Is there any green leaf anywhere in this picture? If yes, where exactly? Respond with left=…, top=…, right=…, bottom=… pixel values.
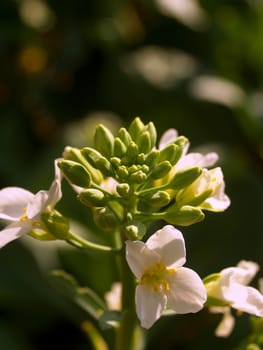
left=50, top=270, right=106, bottom=320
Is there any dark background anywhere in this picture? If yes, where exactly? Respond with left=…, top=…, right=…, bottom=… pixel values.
left=0, top=0, right=263, bottom=349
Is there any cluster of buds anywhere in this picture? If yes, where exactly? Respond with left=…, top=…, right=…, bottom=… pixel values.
left=58, top=117, right=230, bottom=239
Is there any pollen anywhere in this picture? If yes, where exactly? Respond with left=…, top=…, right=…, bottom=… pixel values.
left=140, top=262, right=176, bottom=292
left=20, top=208, right=28, bottom=222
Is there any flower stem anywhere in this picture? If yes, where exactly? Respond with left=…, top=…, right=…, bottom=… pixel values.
left=115, top=246, right=145, bottom=350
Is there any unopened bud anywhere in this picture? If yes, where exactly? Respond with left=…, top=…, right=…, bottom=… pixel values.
left=163, top=205, right=204, bottom=226
left=169, top=167, right=202, bottom=190
left=123, top=221, right=146, bottom=240
left=93, top=207, right=120, bottom=231
left=58, top=160, right=91, bottom=187
left=63, top=146, right=103, bottom=184
left=128, top=117, right=145, bottom=143
left=94, top=124, right=114, bottom=158
left=149, top=160, right=172, bottom=179
left=81, top=147, right=114, bottom=177
left=159, top=143, right=179, bottom=165
left=137, top=131, right=152, bottom=154
left=41, top=211, right=70, bottom=240
left=114, top=137, right=127, bottom=157
left=116, top=183, right=130, bottom=197
left=146, top=121, right=157, bottom=149
left=117, top=127, right=132, bottom=146
left=129, top=170, right=147, bottom=184
left=78, top=189, right=106, bottom=207
left=145, top=150, right=160, bottom=166
left=141, top=190, right=171, bottom=208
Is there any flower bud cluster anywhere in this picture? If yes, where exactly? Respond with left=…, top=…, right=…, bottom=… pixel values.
left=59, top=117, right=230, bottom=238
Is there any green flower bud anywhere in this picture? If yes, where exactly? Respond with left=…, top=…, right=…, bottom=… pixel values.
left=145, top=149, right=160, bottom=166
left=149, top=160, right=172, bottom=179
left=113, top=137, right=127, bottom=157
left=137, top=131, right=152, bottom=154
left=78, top=189, right=106, bottom=207
left=94, top=124, right=114, bottom=158
left=146, top=121, right=157, bottom=148
left=128, top=117, right=145, bottom=143
left=116, top=183, right=130, bottom=197
left=168, top=167, right=202, bottom=190
left=124, top=141, right=138, bottom=164
left=41, top=211, right=70, bottom=240
left=122, top=221, right=146, bottom=239
left=93, top=207, right=120, bottom=231
left=173, top=136, right=189, bottom=161
left=58, top=160, right=91, bottom=187
left=129, top=170, right=147, bottom=184
left=136, top=153, right=146, bottom=164
left=163, top=205, right=204, bottom=226
left=117, top=127, right=132, bottom=146
left=81, top=147, right=114, bottom=177
left=116, top=165, right=129, bottom=179
left=110, top=157, right=121, bottom=168
left=140, top=190, right=171, bottom=208
left=63, top=146, right=103, bottom=184
left=159, top=143, right=180, bottom=165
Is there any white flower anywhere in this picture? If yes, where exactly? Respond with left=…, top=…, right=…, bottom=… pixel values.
left=206, top=260, right=263, bottom=337
left=0, top=160, right=62, bottom=248
left=125, top=225, right=207, bottom=329
left=158, top=129, right=230, bottom=212
left=176, top=167, right=230, bottom=211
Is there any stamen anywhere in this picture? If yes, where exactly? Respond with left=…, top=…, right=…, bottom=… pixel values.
left=140, top=261, right=177, bottom=293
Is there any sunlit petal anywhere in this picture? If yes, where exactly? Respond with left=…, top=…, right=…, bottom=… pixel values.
left=158, top=128, right=178, bottom=149
left=167, top=267, right=207, bottom=313
left=0, top=222, right=31, bottom=248
left=146, top=225, right=186, bottom=268
left=136, top=285, right=167, bottom=329
left=0, top=187, right=34, bottom=221
left=125, top=241, right=160, bottom=279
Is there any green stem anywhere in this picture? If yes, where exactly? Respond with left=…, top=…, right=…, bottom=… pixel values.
left=66, top=231, right=119, bottom=252
left=115, top=246, right=144, bottom=350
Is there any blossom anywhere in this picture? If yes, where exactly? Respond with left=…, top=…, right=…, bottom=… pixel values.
left=125, top=225, right=207, bottom=329
left=206, top=260, right=263, bottom=337
left=0, top=160, right=62, bottom=248
left=176, top=167, right=230, bottom=211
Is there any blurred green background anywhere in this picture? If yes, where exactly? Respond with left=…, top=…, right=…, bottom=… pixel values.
left=0, top=0, right=263, bottom=349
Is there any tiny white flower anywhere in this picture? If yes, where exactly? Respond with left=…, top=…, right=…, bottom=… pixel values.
left=125, top=225, right=207, bottom=329
left=0, top=160, right=62, bottom=248
left=207, top=260, right=263, bottom=337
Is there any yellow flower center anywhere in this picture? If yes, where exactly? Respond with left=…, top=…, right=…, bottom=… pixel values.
left=140, top=262, right=176, bottom=292
left=19, top=208, right=28, bottom=222
left=19, top=208, right=42, bottom=227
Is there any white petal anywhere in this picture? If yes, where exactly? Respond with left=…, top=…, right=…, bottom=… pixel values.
left=125, top=241, right=160, bottom=279
left=236, top=260, right=259, bottom=285
left=176, top=152, right=218, bottom=170
left=0, top=187, right=34, bottom=221
left=146, top=225, right=186, bottom=268
left=45, top=159, right=63, bottom=208
left=232, top=286, right=263, bottom=316
left=27, top=190, right=49, bottom=219
left=214, top=308, right=235, bottom=337
left=166, top=267, right=207, bottom=313
left=158, top=129, right=178, bottom=149
left=135, top=285, right=167, bottom=329
left=0, top=222, right=30, bottom=248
